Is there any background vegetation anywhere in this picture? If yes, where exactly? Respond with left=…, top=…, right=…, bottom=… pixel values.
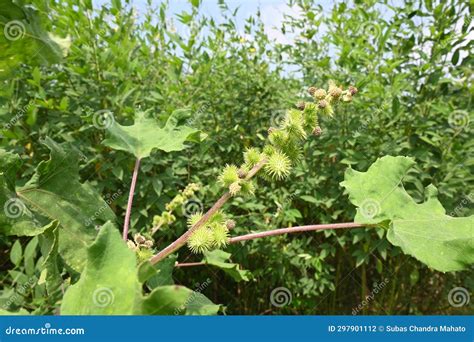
left=1, top=0, right=473, bottom=315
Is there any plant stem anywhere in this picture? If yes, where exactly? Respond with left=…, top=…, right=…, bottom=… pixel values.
left=149, top=159, right=267, bottom=264
left=228, top=222, right=366, bottom=243
left=174, top=222, right=369, bottom=267
left=175, top=261, right=205, bottom=268
left=123, top=158, right=141, bottom=241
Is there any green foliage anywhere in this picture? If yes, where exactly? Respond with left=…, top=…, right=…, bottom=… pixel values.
left=62, top=222, right=218, bottom=315
left=202, top=249, right=252, bottom=282
left=341, top=156, right=474, bottom=272
left=61, top=222, right=141, bottom=314
left=0, top=0, right=70, bottom=80
left=0, top=0, right=472, bottom=316
left=13, top=138, right=116, bottom=272
left=103, top=110, right=202, bottom=159
left=0, top=150, right=50, bottom=237
left=138, top=255, right=177, bottom=289
left=141, top=285, right=220, bottom=315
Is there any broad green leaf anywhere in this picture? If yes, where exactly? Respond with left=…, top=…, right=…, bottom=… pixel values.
left=202, top=249, right=252, bottom=281
left=0, top=1, right=70, bottom=80
left=140, top=285, right=220, bottom=315
left=341, top=156, right=474, bottom=272
left=16, top=138, right=116, bottom=272
left=102, top=111, right=201, bottom=159
left=0, top=150, right=49, bottom=237
left=138, top=254, right=177, bottom=289
left=61, top=222, right=141, bottom=315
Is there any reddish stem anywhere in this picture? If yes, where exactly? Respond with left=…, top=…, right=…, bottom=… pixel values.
left=123, top=158, right=141, bottom=241
left=149, top=159, right=267, bottom=264
left=229, top=222, right=366, bottom=243
left=174, top=222, right=370, bottom=267
left=175, top=261, right=205, bottom=268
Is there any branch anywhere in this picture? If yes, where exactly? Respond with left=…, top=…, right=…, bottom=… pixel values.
left=174, top=222, right=371, bottom=267
left=149, top=159, right=267, bottom=265
left=229, top=222, right=367, bottom=243
left=175, top=261, right=205, bottom=268
left=123, top=158, right=141, bottom=241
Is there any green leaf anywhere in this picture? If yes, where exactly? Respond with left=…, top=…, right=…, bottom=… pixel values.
left=16, top=138, right=116, bottom=272
left=0, top=150, right=50, bottom=237
left=38, top=221, right=62, bottom=296
left=0, top=1, right=70, bottom=80
left=300, top=195, right=318, bottom=204
left=60, top=222, right=216, bottom=315
left=23, top=236, right=38, bottom=275
left=202, top=249, right=252, bottom=281
left=61, top=222, right=141, bottom=315
left=0, top=308, right=30, bottom=315
left=141, top=285, right=220, bottom=315
left=10, top=239, right=22, bottom=266
left=341, top=156, right=474, bottom=272
left=102, top=111, right=201, bottom=159
left=138, top=255, right=177, bottom=289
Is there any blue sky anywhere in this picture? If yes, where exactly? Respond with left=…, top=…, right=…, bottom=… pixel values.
left=92, top=0, right=314, bottom=44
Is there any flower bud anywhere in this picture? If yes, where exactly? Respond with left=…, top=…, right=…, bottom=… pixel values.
left=318, top=100, right=328, bottom=109
left=225, top=219, right=236, bottom=230
left=342, top=94, right=353, bottom=102
left=314, top=88, right=327, bottom=100
left=312, top=126, right=322, bottom=136
left=329, top=86, right=342, bottom=99
left=127, top=240, right=137, bottom=250
left=308, top=87, right=317, bottom=96
left=348, top=86, right=358, bottom=95
left=296, top=101, right=306, bottom=110
left=134, top=233, right=146, bottom=244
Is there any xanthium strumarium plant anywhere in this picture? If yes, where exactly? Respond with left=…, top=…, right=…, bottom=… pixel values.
left=1, top=81, right=472, bottom=315
left=170, top=81, right=359, bottom=257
